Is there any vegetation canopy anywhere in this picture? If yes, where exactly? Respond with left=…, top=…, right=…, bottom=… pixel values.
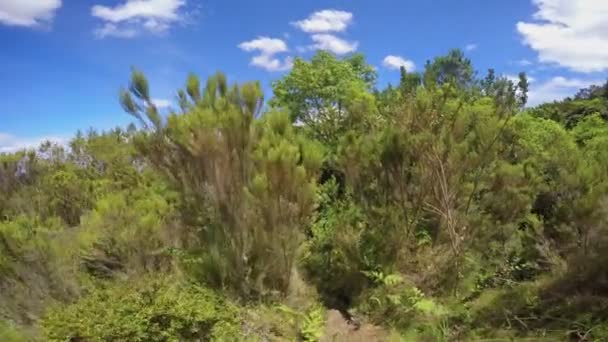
left=2, top=49, right=608, bottom=341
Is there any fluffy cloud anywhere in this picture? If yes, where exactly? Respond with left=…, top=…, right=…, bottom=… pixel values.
left=151, top=98, right=172, bottom=108
left=517, top=0, right=608, bottom=72
left=250, top=55, right=293, bottom=71
left=292, top=9, right=358, bottom=55
left=382, top=55, right=416, bottom=71
left=0, top=0, right=62, bottom=27
left=241, top=8, right=356, bottom=68
left=310, top=34, right=358, bottom=55
left=94, top=23, right=138, bottom=38
left=527, top=76, right=601, bottom=106
left=465, top=43, right=478, bottom=51
left=516, top=59, right=533, bottom=66
left=504, top=74, right=536, bottom=84
left=0, top=133, right=66, bottom=153
left=91, top=0, right=185, bottom=38
left=238, top=36, right=288, bottom=55
left=238, top=37, right=293, bottom=71
left=292, top=9, right=353, bottom=33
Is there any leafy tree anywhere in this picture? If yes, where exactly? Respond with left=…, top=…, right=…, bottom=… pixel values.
left=271, top=51, right=378, bottom=147
left=529, top=82, right=608, bottom=127
left=423, top=49, right=474, bottom=90
left=399, top=66, right=422, bottom=95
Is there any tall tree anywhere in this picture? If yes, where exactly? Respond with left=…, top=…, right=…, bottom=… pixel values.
left=423, top=49, right=474, bottom=90
left=271, top=51, right=378, bottom=147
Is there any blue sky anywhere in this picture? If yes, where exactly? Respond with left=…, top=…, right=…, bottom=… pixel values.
left=1, top=0, right=607, bottom=152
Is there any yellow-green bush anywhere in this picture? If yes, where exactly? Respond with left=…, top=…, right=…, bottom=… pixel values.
left=0, top=216, right=78, bottom=325
left=0, top=320, right=33, bottom=342
left=42, top=276, right=241, bottom=341
left=240, top=303, right=325, bottom=341
left=359, top=272, right=450, bottom=340
left=77, top=185, right=175, bottom=277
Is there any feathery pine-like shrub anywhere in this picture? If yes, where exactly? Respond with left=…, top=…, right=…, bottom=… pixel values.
left=121, top=71, right=324, bottom=297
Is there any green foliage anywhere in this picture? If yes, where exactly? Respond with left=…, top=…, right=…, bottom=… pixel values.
left=43, top=168, right=94, bottom=226
left=0, top=216, right=60, bottom=274
left=423, top=49, right=474, bottom=90
left=3, top=50, right=608, bottom=341
left=0, top=215, right=79, bottom=326
left=360, top=272, right=450, bottom=340
left=232, top=302, right=320, bottom=341
left=462, top=276, right=608, bottom=340
left=0, top=321, right=31, bottom=342
left=42, top=277, right=240, bottom=341
left=77, top=184, right=175, bottom=277
left=571, top=113, right=608, bottom=146
left=122, top=71, right=323, bottom=297
left=300, top=305, right=326, bottom=341
left=399, top=66, right=422, bottom=95
left=529, top=90, right=608, bottom=128
left=271, top=51, right=379, bottom=147
left=300, top=182, right=372, bottom=307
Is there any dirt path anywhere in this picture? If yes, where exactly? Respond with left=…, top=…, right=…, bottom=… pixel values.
left=321, top=310, right=388, bottom=342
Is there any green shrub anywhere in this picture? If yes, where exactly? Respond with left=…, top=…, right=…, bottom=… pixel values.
left=0, top=215, right=64, bottom=274
left=299, top=182, right=372, bottom=308
left=77, top=186, right=175, bottom=277
left=0, top=321, right=32, bottom=342
left=0, top=216, right=78, bottom=324
left=463, top=277, right=608, bottom=340
left=359, top=272, right=450, bottom=339
left=299, top=304, right=326, bottom=341
left=241, top=303, right=325, bottom=341
left=42, top=276, right=241, bottom=341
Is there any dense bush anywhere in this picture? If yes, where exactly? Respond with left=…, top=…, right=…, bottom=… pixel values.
left=77, top=185, right=176, bottom=278
left=0, top=216, right=79, bottom=325
left=300, top=181, right=373, bottom=308
left=121, top=73, right=324, bottom=297
left=42, top=277, right=241, bottom=341
left=0, top=320, right=32, bottom=342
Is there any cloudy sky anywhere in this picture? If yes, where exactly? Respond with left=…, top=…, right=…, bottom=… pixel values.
left=1, top=0, right=607, bottom=151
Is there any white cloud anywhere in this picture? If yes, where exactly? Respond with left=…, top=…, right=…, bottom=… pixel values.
left=465, top=43, right=478, bottom=51
left=527, top=76, right=601, bottom=106
left=142, top=18, right=170, bottom=32
left=94, top=23, right=138, bottom=38
left=238, top=36, right=288, bottom=55
left=91, top=0, right=185, bottom=38
left=238, top=36, right=293, bottom=71
left=382, top=55, right=416, bottom=71
left=517, top=59, right=533, bottom=66
left=504, top=74, right=536, bottom=84
left=310, top=34, right=358, bottom=55
left=151, top=98, right=171, bottom=108
left=0, top=0, right=62, bottom=27
left=292, top=9, right=357, bottom=56
left=92, top=0, right=183, bottom=22
left=292, top=9, right=353, bottom=33
left=517, top=0, right=608, bottom=72
left=250, top=55, right=293, bottom=71
left=0, top=133, right=66, bottom=153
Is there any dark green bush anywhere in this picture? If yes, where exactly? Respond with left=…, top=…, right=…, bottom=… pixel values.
left=299, top=182, right=371, bottom=309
